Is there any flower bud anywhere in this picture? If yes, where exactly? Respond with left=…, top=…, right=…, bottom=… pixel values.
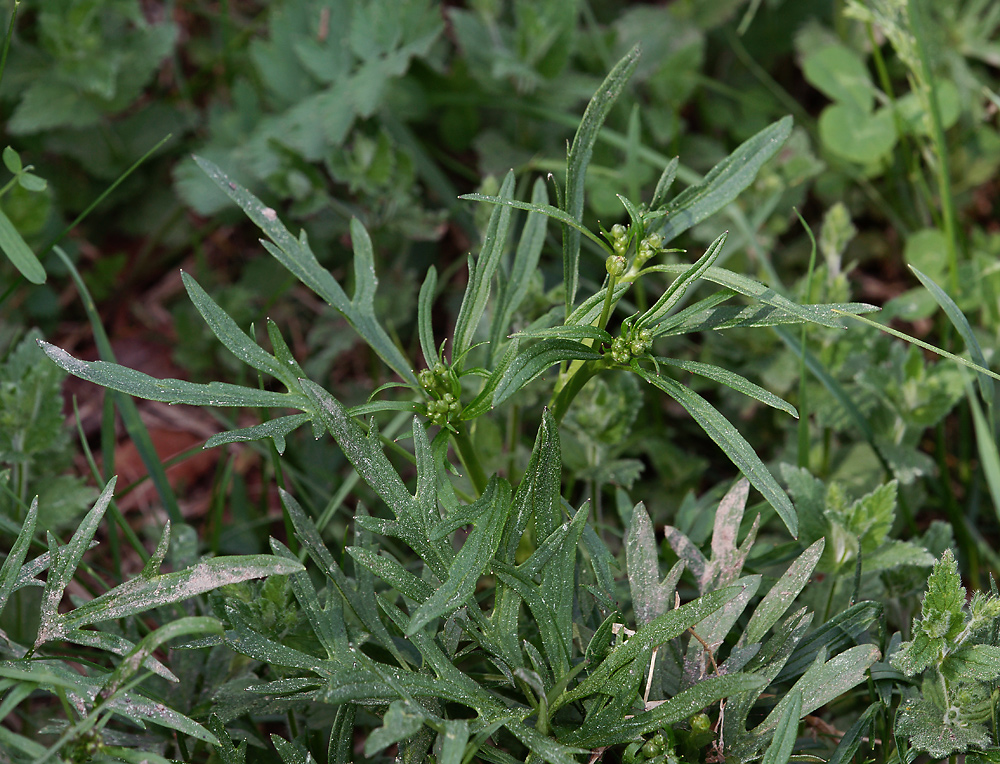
left=606, top=254, right=627, bottom=277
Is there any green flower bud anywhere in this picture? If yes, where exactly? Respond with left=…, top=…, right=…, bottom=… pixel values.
left=641, top=740, right=663, bottom=759
left=611, top=223, right=627, bottom=241
left=419, top=369, right=436, bottom=391
left=690, top=713, right=712, bottom=733
left=606, top=254, right=627, bottom=277
left=644, top=232, right=662, bottom=250
left=433, top=363, right=448, bottom=378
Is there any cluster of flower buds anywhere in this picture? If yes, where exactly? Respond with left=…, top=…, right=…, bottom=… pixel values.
left=609, top=325, right=653, bottom=365
left=604, top=223, right=665, bottom=278
left=426, top=393, right=461, bottom=426
left=419, top=362, right=461, bottom=426
left=635, top=231, right=662, bottom=270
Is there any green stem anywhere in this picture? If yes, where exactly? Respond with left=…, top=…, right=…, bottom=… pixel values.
left=0, top=1, right=19, bottom=93
left=909, top=0, right=961, bottom=290
left=550, top=361, right=601, bottom=424
left=453, top=423, right=489, bottom=496
left=597, top=274, right=618, bottom=332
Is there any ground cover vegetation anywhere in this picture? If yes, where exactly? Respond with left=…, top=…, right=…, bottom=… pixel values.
left=2, top=0, right=1000, bottom=762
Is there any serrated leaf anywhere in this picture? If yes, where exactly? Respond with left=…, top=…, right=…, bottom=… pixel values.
left=655, top=117, right=792, bottom=245
left=0, top=205, right=45, bottom=284
left=632, top=363, right=797, bottom=537
left=205, top=413, right=312, bottom=454
left=492, top=339, right=602, bottom=408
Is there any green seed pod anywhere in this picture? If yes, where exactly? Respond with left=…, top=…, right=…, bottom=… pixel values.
left=606, top=254, right=627, bottom=277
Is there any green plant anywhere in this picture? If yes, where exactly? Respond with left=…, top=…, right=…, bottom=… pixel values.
left=891, top=549, right=1000, bottom=759
left=30, top=46, right=902, bottom=761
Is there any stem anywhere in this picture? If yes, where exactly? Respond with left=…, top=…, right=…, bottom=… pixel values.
left=550, top=361, right=601, bottom=424
left=0, top=1, right=19, bottom=93
left=452, top=423, right=489, bottom=496
left=909, top=0, right=961, bottom=290
left=597, top=274, right=618, bottom=332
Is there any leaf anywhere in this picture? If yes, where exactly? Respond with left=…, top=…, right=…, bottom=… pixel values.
left=35, top=478, right=117, bottom=645
left=453, top=171, right=516, bottom=365
left=563, top=673, right=765, bottom=747
left=655, top=298, right=876, bottom=337
left=802, top=45, right=874, bottom=113
left=490, top=177, right=550, bottom=361
left=0, top=205, right=45, bottom=284
left=627, top=502, right=681, bottom=626
left=407, top=477, right=511, bottom=635
left=910, top=265, right=993, bottom=408
left=439, top=720, right=470, bottom=764
left=3, top=146, right=22, bottom=173
left=65, top=554, right=303, bottom=629
left=365, top=700, right=427, bottom=755
left=747, top=645, right=880, bottom=756
left=650, top=156, right=679, bottom=210
left=0, top=496, right=37, bottom=614
left=181, top=272, right=293, bottom=386
left=417, top=266, right=438, bottom=366
left=827, top=702, right=879, bottom=764
left=776, top=601, right=880, bottom=682
left=193, top=156, right=416, bottom=385
left=39, top=341, right=306, bottom=409
left=656, top=358, right=798, bottom=418
left=741, top=539, right=824, bottom=647
left=492, top=339, right=602, bottom=408
left=819, top=103, right=897, bottom=164
left=637, top=232, right=728, bottom=331
left=653, top=264, right=877, bottom=330
left=563, top=45, right=640, bottom=314
left=655, top=117, right=792, bottom=245
left=512, top=324, right=613, bottom=345
left=761, top=690, right=802, bottom=764
left=204, top=413, right=312, bottom=454
left=554, top=582, right=750, bottom=710
left=632, top=363, right=797, bottom=537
